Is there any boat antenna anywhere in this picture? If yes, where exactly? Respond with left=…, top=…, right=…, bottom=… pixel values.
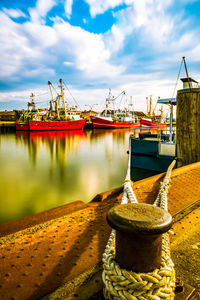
left=182, top=56, right=191, bottom=90
left=62, top=80, right=81, bottom=110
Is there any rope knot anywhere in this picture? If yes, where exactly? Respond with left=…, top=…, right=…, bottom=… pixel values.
left=102, top=158, right=176, bottom=299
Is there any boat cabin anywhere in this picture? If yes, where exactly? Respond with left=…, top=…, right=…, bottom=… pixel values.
left=180, top=77, right=199, bottom=89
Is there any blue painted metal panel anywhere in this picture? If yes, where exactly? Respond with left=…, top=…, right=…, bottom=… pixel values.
left=131, top=154, right=175, bottom=172
left=131, top=139, right=159, bottom=156
left=157, top=98, right=176, bottom=105
left=130, top=138, right=176, bottom=172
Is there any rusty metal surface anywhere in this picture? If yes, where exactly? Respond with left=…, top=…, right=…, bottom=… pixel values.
left=133, top=162, right=200, bottom=216
left=0, top=201, right=88, bottom=238
left=170, top=206, right=200, bottom=292
left=0, top=162, right=200, bottom=299
left=0, top=195, right=120, bottom=300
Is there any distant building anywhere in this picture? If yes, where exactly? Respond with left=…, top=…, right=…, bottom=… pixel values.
left=81, top=110, right=97, bottom=120
left=0, top=111, right=17, bottom=121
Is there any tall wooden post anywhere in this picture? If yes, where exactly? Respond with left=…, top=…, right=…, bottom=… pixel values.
left=176, top=87, right=200, bottom=167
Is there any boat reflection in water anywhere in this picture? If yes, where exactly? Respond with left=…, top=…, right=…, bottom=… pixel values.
left=0, top=128, right=136, bottom=223
left=16, top=130, right=86, bottom=173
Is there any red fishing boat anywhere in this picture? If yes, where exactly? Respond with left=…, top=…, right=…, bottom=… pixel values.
left=16, top=79, right=87, bottom=131
left=91, top=115, right=139, bottom=129
left=140, top=118, right=166, bottom=127
left=16, top=118, right=87, bottom=131
left=91, top=89, right=139, bottom=129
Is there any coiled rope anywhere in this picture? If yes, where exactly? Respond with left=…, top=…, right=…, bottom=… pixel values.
left=102, top=140, right=176, bottom=299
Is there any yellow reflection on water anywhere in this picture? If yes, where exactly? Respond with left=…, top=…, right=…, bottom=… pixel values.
left=0, top=129, right=132, bottom=223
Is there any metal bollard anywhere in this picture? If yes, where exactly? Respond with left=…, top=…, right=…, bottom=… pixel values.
left=107, top=203, right=172, bottom=272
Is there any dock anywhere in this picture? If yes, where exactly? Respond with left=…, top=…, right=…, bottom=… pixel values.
left=0, top=162, right=200, bottom=299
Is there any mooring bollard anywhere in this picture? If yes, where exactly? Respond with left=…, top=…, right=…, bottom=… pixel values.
left=107, top=203, right=172, bottom=272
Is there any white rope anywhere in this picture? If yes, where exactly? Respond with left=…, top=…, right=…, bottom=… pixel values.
left=102, top=138, right=176, bottom=299
left=123, top=139, right=138, bottom=205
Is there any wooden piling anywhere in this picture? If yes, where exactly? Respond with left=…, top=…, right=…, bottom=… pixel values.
left=176, top=87, right=200, bottom=167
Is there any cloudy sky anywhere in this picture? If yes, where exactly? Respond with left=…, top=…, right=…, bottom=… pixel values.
left=0, top=0, right=200, bottom=112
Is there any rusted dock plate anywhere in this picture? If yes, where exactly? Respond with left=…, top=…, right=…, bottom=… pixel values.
left=0, top=162, right=200, bottom=299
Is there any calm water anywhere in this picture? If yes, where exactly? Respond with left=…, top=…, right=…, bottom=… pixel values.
left=1, top=128, right=148, bottom=224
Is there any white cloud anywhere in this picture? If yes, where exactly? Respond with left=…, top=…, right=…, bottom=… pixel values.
left=85, top=0, right=133, bottom=17
left=36, top=0, right=56, bottom=17
left=3, top=8, right=26, bottom=18
left=122, top=0, right=175, bottom=49
left=0, top=8, right=125, bottom=82
left=64, top=61, right=74, bottom=66
left=0, top=13, right=28, bottom=77
left=104, top=24, right=125, bottom=53
left=24, top=22, right=58, bottom=47
left=53, top=20, right=125, bottom=77
left=29, top=0, right=56, bottom=23
left=0, top=12, right=59, bottom=84
left=64, top=0, right=73, bottom=18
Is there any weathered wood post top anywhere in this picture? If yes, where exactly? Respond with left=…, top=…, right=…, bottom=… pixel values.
left=176, top=77, right=200, bottom=167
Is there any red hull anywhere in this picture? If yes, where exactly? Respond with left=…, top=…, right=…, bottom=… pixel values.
left=16, top=119, right=87, bottom=131
left=90, top=116, right=139, bottom=129
left=140, top=118, right=166, bottom=128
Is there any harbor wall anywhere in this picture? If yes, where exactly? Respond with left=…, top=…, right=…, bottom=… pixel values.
left=176, top=87, right=200, bottom=167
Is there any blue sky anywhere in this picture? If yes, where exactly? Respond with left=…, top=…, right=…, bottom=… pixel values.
left=0, top=0, right=200, bottom=112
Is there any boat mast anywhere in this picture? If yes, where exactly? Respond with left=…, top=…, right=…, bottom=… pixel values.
left=28, top=93, right=36, bottom=111
left=48, top=80, right=60, bottom=119
left=149, top=95, right=152, bottom=116
left=48, top=81, right=54, bottom=116
left=129, top=96, right=134, bottom=117
left=59, top=79, right=67, bottom=118
left=105, top=88, right=111, bottom=117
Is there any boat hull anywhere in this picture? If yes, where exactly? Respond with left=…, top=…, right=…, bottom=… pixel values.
left=16, top=119, right=87, bottom=131
left=91, top=116, right=139, bottom=129
left=130, top=138, right=175, bottom=172
left=16, top=120, right=29, bottom=131
left=140, top=118, right=166, bottom=127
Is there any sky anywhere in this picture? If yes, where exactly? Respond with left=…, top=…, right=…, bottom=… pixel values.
left=0, top=0, right=200, bottom=113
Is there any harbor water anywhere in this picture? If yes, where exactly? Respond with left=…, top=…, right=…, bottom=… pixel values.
left=0, top=128, right=157, bottom=224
